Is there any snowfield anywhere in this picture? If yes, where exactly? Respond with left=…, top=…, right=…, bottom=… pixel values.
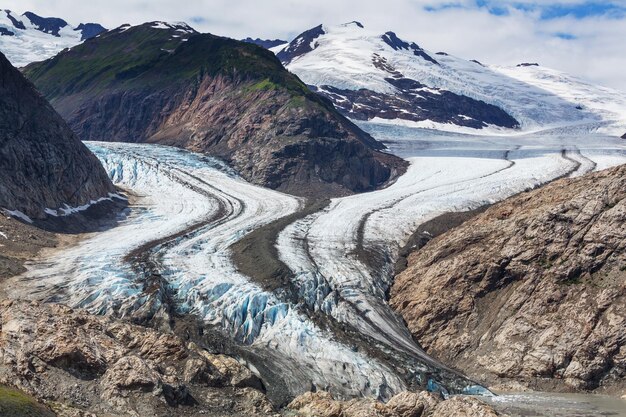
left=277, top=22, right=626, bottom=135
left=0, top=10, right=93, bottom=67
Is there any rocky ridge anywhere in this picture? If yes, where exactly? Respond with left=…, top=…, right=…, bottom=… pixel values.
left=390, top=164, right=626, bottom=393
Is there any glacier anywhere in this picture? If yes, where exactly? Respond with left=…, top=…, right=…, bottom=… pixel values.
left=9, top=142, right=411, bottom=401
left=11, top=123, right=625, bottom=402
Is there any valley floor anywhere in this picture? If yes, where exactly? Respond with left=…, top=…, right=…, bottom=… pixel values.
left=4, top=121, right=626, bottom=414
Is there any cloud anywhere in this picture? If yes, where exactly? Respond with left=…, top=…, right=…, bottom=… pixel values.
left=2, top=0, right=625, bottom=91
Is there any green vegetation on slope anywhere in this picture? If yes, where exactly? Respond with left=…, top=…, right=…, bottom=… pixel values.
left=23, top=23, right=331, bottom=111
left=0, top=385, right=55, bottom=417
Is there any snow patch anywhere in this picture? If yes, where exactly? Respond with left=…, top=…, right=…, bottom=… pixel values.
left=43, top=193, right=127, bottom=217
left=4, top=210, right=33, bottom=223
left=151, top=22, right=170, bottom=29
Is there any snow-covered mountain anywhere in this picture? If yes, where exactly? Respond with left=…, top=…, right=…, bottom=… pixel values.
left=274, top=22, right=626, bottom=136
left=0, top=9, right=106, bottom=67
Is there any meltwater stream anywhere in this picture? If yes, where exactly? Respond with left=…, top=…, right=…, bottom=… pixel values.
left=10, top=125, right=626, bottom=408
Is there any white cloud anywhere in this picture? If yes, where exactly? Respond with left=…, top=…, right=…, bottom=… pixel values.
left=3, top=0, right=625, bottom=91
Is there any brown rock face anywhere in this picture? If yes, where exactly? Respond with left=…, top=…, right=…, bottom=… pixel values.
left=62, top=73, right=401, bottom=197
left=390, top=165, right=626, bottom=392
left=286, top=390, right=506, bottom=417
left=0, top=300, right=273, bottom=416
left=0, top=52, right=114, bottom=220
left=430, top=397, right=502, bottom=417
left=24, top=24, right=406, bottom=198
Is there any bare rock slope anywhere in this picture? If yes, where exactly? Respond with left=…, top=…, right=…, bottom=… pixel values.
left=391, top=164, right=626, bottom=393
left=0, top=51, right=114, bottom=220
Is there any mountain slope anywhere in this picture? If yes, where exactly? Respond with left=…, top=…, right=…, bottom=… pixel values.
left=0, top=51, right=114, bottom=220
left=390, top=164, right=626, bottom=393
left=275, top=22, right=626, bottom=134
left=24, top=22, right=404, bottom=198
left=0, top=10, right=105, bottom=67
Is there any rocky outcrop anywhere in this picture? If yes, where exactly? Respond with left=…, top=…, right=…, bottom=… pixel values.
left=313, top=53, right=519, bottom=130
left=241, top=37, right=287, bottom=49
left=380, top=31, right=439, bottom=65
left=0, top=51, right=114, bottom=220
left=313, top=80, right=519, bottom=129
left=74, top=23, right=106, bottom=40
left=390, top=165, right=626, bottom=393
left=22, top=12, right=68, bottom=36
left=286, top=390, right=507, bottom=417
left=621, top=132, right=626, bottom=139
left=276, top=24, right=325, bottom=65
left=24, top=23, right=405, bottom=198
left=0, top=299, right=274, bottom=416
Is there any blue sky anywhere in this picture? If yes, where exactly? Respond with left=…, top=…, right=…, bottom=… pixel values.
left=425, top=1, right=626, bottom=19
left=3, top=0, right=626, bottom=90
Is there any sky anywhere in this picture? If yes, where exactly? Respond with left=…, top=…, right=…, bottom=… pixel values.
left=3, top=0, right=626, bottom=91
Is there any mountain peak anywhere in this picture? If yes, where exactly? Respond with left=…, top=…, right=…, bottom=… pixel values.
left=148, top=21, right=195, bottom=32
left=341, top=20, right=364, bottom=28
left=23, top=11, right=68, bottom=37
left=0, top=9, right=107, bottom=67
left=381, top=31, right=439, bottom=65
left=276, top=23, right=325, bottom=65
left=4, top=10, right=25, bottom=30
left=75, top=23, right=106, bottom=40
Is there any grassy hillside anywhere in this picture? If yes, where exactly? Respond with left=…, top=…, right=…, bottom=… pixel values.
left=24, top=22, right=330, bottom=111
left=0, top=385, right=55, bottom=417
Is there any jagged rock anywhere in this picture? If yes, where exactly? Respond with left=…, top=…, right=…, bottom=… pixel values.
left=196, top=351, right=264, bottom=390
left=621, top=132, right=626, bottom=139
left=341, top=398, right=395, bottom=417
left=183, top=357, right=221, bottom=387
left=287, top=390, right=497, bottom=417
left=100, top=356, right=163, bottom=407
left=0, top=51, right=114, bottom=219
left=431, top=397, right=502, bottom=417
left=391, top=164, right=626, bottom=393
left=287, top=391, right=344, bottom=417
left=0, top=300, right=274, bottom=416
left=386, top=391, right=439, bottom=417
